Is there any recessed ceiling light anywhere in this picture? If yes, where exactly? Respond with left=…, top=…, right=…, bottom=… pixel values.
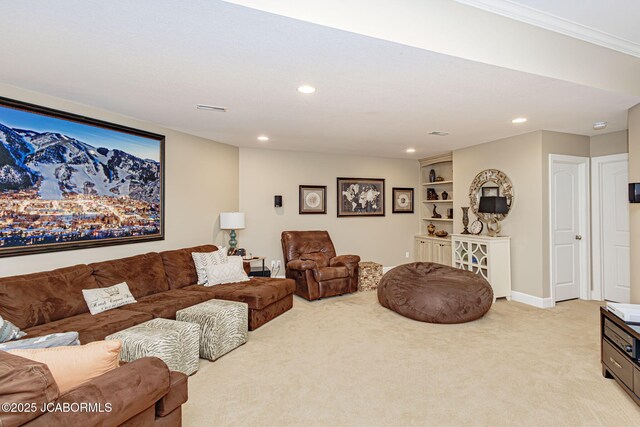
left=593, top=121, right=608, bottom=130
left=406, top=148, right=416, bottom=153
left=428, top=131, right=449, bottom=136
left=257, top=135, right=269, bottom=142
left=512, top=117, right=527, bottom=124
left=297, top=85, right=316, bottom=94
left=196, top=104, right=227, bottom=112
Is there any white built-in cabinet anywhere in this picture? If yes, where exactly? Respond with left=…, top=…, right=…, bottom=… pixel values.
left=415, top=236, right=452, bottom=266
left=451, top=234, right=511, bottom=301
left=415, top=153, right=454, bottom=265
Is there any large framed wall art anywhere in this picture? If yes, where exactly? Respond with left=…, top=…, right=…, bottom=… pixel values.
left=337, top=177, right=385, bottom=217
left=0, top=97, right=165, bottom=257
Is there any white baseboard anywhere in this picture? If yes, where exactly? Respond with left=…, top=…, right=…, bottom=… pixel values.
left=510, top=291, right=554, bottom=308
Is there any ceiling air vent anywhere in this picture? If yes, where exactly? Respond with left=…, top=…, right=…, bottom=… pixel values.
left=428, top=131, right=449, bottom=136
left=196, top=104, right=227, bottom=112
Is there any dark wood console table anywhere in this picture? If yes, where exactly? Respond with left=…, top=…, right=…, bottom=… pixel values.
left=600, top=307, right=640, bottom=406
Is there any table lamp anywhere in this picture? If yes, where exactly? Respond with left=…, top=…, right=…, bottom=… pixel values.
left=478, top=196, right=509, bottom=237
left=220, top=212, right=245, bottom=251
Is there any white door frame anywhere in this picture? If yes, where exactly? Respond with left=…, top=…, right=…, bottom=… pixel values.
left=548, top=154, right=591, bottom=305
left=591, top=153, right=629, bottom=302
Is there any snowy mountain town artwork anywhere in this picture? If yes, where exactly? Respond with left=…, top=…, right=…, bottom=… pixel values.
left=0, top=98, right=164, bottom=256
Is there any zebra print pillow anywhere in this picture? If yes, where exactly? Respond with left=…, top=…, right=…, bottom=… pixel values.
left=192, top=248, right=227, bottom=284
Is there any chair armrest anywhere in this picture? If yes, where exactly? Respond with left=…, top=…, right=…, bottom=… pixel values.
left=287, top=259, right=317, bottom=271
left=330, top=255, right=361, bottom=268
left=26, top=357, right=170, bottom=427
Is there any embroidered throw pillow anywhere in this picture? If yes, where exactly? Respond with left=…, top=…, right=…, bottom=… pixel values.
left=82, top=282, right=137, bottom=315
left=0, top=315, right=26, bottom=343
left=192, top=247, right=227, bottom=284
left=0, top=332, right=80, bottom=351
left=204, top=256, right=250, bottom=286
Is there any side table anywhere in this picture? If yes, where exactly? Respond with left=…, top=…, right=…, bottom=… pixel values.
left=245, top=256, right=271, bottom=277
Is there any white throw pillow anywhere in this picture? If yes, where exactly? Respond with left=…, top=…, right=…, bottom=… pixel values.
left=192, top=247, right=227, bottom=284
left=204, top=256, right=250, bottom=286
left=82, top=282, right=137, bottom=315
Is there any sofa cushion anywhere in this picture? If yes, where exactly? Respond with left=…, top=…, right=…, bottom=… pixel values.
left=0, top=265, right=98, bottom=330
left=22, top=309, right=153, bottom=344
left=9, top=340, right=122, bottom=394
left=160, top=245, right=218, bottom=289
left=90, top=253, right=169, bottom=299
left=0, top=331, right=79, bottom=351
left=0, top=350, right=59, bottom=426
left=82, top=282, right=137, bottom=315
left=184, top=277, right=295, bottom=310
left=119, top=289, right=213, bottom=319
left=0, top=315, right=26, bottom=342
left=313, top=266, right=349, bottom=282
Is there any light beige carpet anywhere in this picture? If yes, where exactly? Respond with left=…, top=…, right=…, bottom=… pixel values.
left=184, top=292, right=640, bottom=426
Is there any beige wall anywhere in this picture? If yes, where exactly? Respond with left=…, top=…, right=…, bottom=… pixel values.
left=540, top=131, right=590, bottom=298
left=630, top=104, right=640, bottom=303
left=590, top=130, right=628, bottom=157
left=453, top=131, right=544, bottom=298
left=238, top=148, right=419, bottom=270
left=0, top=84, right=238, bottom=277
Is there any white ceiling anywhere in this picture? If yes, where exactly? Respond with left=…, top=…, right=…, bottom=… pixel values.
left=0, top=0, right=638, bottom=159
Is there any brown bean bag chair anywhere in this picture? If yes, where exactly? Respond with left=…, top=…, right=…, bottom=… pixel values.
left=377, top=262, right=493, bottom=324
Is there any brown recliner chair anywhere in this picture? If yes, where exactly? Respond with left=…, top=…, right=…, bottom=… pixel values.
left=281, top=230, right=360, bottom=301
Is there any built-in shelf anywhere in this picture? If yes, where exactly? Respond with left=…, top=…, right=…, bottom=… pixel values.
left=422, top=180, right=453, bottom=186
left=419, top=153, right=453, bottom=249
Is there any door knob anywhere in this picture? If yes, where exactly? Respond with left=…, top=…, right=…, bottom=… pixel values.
left=575, top=235, right=582, bottom=240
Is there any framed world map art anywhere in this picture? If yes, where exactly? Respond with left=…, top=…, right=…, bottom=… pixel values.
left=0, top=97, right=165, bottom=257
left=337, top=177, right=385, bottom=217
left=299, top=185, right=326, bottom=214
left=392, top=187, right=414, bottom=213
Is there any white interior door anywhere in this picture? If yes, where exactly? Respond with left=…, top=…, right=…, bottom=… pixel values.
left=592, top=154, right=630, bottom=303
left=550, top=155, right=589, bottom=302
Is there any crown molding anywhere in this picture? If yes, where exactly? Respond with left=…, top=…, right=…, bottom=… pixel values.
left=455, top=0, right=640, bottom=58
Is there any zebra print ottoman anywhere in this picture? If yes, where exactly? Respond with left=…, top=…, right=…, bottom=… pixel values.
left=176, top=299, right=248, bottom=361
left=106, top=318, right=200, bottom=375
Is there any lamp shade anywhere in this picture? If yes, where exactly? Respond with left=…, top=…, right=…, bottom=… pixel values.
left=220, top=212, right=245, bottom=229
left=478, top=196, right=509, bottom=214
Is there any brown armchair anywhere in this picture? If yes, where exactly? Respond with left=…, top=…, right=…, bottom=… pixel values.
left=281, top=230, right=360, bottom=301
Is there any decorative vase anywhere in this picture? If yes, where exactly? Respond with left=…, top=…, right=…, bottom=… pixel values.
left=427, top=222, right=436, bottom=235
left=429, top=169, right=436, bottom=183
left=461, top=207, right=470, bottom=234
left=441, top=190, right=448, bottom=200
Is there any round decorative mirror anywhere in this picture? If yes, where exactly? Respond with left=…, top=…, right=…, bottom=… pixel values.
left=468, top=169, right=514, bottom=235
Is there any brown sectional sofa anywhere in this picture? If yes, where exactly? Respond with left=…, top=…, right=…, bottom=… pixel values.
left=0, top=244, right=295, bottom=343
left=0, top=244, right=295, bottom=426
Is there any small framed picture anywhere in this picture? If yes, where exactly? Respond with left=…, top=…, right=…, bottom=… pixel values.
left=392, top=188, right=414, bottom=213
left=481, top=186, right=499, bottom=197
left=299, top=185, right=327, bottom=214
